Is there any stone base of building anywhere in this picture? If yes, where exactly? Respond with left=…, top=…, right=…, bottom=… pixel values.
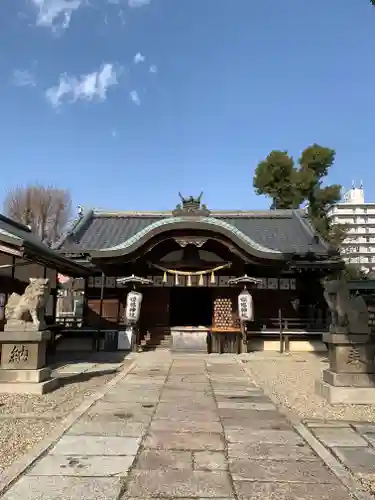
left=171, top=327, right=208, bottom=352
left=316, top=378, right=375, bottom=404
left=0, top=329, right=57, bottom=394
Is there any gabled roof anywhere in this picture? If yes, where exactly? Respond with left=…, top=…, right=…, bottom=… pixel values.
left=56, top=207, right=338, bottom=261
left=0, top=214, right=91, bottom=277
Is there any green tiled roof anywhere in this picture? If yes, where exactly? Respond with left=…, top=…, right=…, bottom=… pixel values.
left=57, top=208, right=336, bottom=260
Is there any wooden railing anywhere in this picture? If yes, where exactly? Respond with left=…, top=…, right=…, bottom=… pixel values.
left=249, top=310, right=329, bottom=353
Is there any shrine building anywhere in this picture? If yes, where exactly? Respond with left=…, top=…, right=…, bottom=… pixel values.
left=55, top=194, right=343, bottom=353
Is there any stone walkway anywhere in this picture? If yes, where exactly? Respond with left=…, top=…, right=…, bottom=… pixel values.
left=0, top=353, right=359, bottom=499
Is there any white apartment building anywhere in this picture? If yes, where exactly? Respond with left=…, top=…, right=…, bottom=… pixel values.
left=328, top=184, right=375, bottom=271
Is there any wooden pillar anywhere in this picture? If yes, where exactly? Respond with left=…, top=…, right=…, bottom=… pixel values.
left=83, top=277, right=88, bottom=326
left=11, top=256, right=15, bottom=280
left=51, top=270, right=58, bottom=321
left=96, top=271, right=105, bottom=352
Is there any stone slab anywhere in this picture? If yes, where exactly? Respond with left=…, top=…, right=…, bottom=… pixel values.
left=221, top=418, right=291, bottom=431
left=0, top=330, right=51, bottom=341
left=156, top=400, right=216, bottom=411
left=160, top=392, right=213, bottom=403
left=150, top=419, right=223, bottom=433
left=221, top=409, right=287, bottom=421
left=153, top=409, right=220, bottom=422
left=233, top=480, right=353, bottom=500
left=163, top=382, right=210, bottom=391
left=27, top=454, right=135, bottom=476
left=50, top=435, right=141, bottom=455
left=311, top=427, right=368, bottom=447
left=332, top=446, right=375, bottom=474
left=67, top=419, right=146, bottom=438
left=225, top=429, right=304, bottom=445
left=218, top=408, right=281, bottom=420
left=316, top=380, right=375, bottom=404
left=213, top=389, right=264, bottom=397
left=0, top=377, right=58, bottom=395
left=171, top=330, right=208, bottom=352
left=217, top=401, right=276, bottom=410
left=125, top=469, right=233, bottom=497
left=87, top=402, right=155, bottom=421
left=55, top=363, right=96, bottom=374
left=305, top=420, right=351, bottom=428
left=229, top=458, right=338, bottom=483
left=323, top=369, right=375, bottom=388
left=0, top=476, right=122, bottom=500
left=353, top=423, right=375, bottom=434
left=144, top=431, right=225, bottom=451
left=323, top=333, right=371, bottom=344
left=193, top=451, right=228, bottom=470
left=135, top=449, right=193, bottom=470
left=0, top=367, right=51, bottom=383
left=103, top=391, right=160, bottom=404
left=227, top=442, right=318, bottom=461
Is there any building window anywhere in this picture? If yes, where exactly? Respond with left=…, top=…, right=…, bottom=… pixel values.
left=364, top=207, right=368, bottom=213
left=366, top=236, right=370, bottom=243
left=368, top=256, right=372, bottom=263
left=352, top=207, right=356, bottom=213
left=368, top=247, right=372, bottom=252
left=364, top=216, right=368, bottom=223
left=366, top=227, right=370, bottom=233
left=356, top=246, right=360, bottom=252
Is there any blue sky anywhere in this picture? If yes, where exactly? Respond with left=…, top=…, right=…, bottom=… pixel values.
left=1, top=0, right=375, bottom=213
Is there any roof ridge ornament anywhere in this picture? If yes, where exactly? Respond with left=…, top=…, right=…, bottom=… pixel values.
left=173, top=192, right=210, bottom=217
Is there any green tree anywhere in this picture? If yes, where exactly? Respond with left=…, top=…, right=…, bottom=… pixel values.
left=253, top=151, right=302, bottom=209
left=253, top=143, right=341, bottom=243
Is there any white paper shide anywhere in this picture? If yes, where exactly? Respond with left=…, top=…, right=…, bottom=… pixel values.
left=238, top=289, right=254, bottom=322
left=125, top=291, right=143, bottom=323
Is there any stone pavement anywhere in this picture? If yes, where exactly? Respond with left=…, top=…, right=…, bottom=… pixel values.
left=305, top=419, right=375, bottom=494
left=0, top=352, right=361, bottom=499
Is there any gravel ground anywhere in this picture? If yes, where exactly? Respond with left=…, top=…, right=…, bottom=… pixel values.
left=0, top=369, right=119, bottom=472
left=241, top=351, right=375, bottom=422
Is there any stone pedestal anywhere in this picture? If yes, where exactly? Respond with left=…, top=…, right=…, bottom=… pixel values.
left=0, top=330, right=58, bottom=394
left=316, top=332, right=375, bottom=404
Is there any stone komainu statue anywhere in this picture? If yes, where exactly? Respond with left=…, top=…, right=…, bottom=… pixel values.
left=322, top=278, right=370, bottom=335
left=5, top=278, right=50, bottom=331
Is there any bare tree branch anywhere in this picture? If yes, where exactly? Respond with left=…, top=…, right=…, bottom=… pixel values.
left=3, top=184, right=72, bottom=246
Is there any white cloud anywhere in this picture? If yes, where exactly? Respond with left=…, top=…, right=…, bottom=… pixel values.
left=31, top=0, right=82, bottom=31
left=128, top=0, right=151, bottom=7
left=130, top=90, right=140, bottom=105
left=134, top=52, right=145, bottom=64
left=149, top=64, right=157, bottom=73
left=12, top=69, right=37, bottom=87
left=46, top=63, right=119, bottom=108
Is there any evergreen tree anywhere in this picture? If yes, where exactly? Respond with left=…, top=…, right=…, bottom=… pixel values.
left=253, top=144, right=343, bottom=244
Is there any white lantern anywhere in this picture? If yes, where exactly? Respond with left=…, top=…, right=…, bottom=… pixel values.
left=238, top=289, right=254, bottom=322
left=125, top=291, right=143, bottom=323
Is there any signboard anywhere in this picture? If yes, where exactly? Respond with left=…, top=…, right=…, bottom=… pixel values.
left=125, top=291, right=143, bottom=323
left=238, top=289, right=254, bottom=322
